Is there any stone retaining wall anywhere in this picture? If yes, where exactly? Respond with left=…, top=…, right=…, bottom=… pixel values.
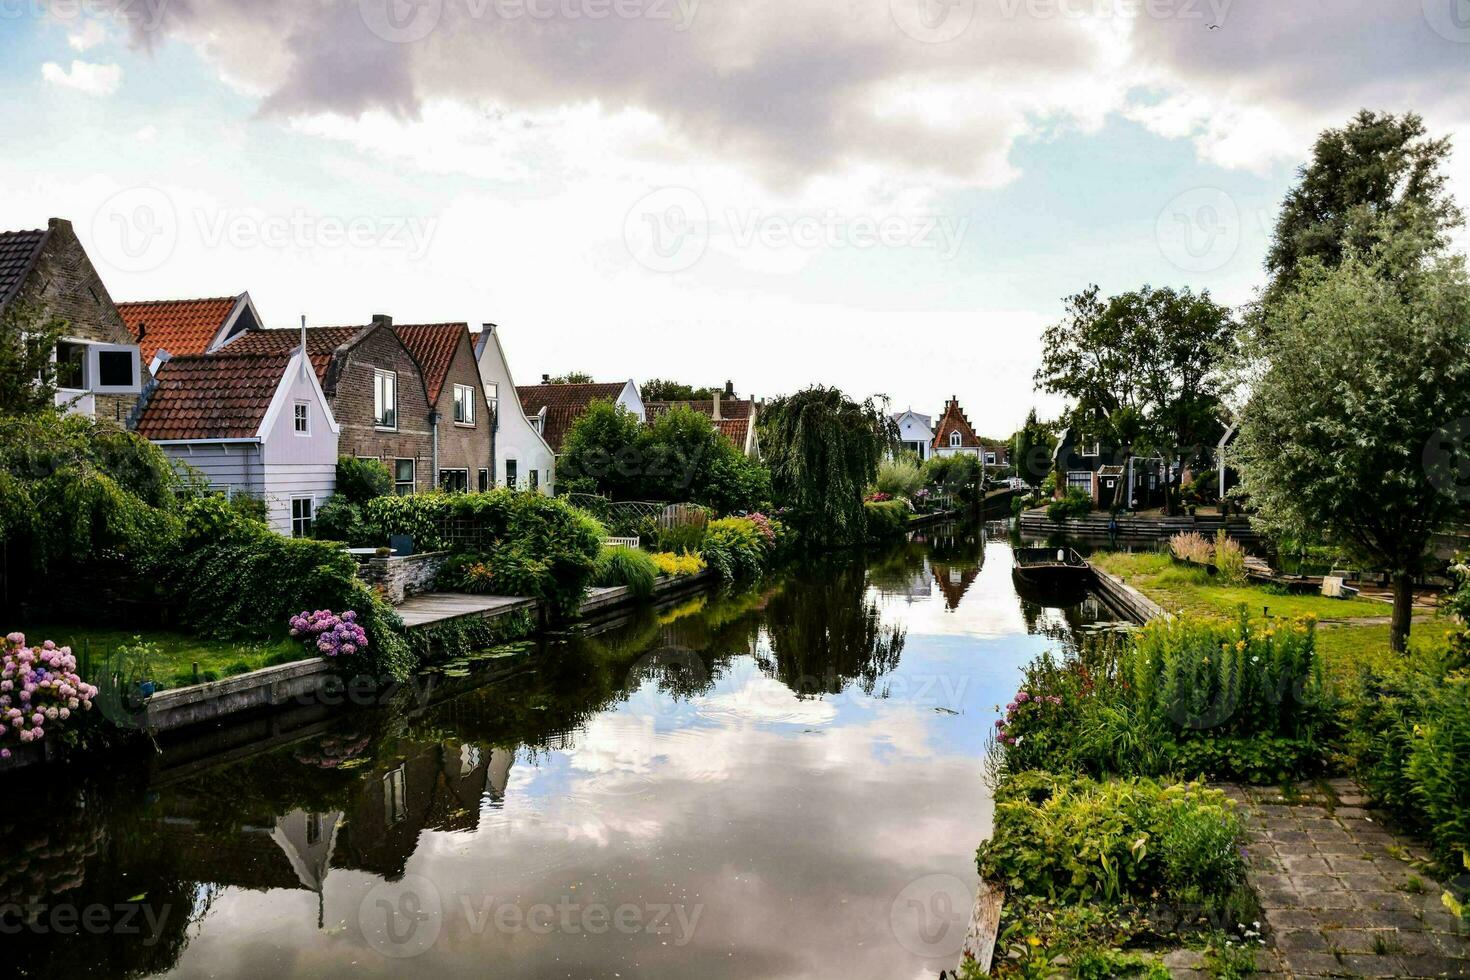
left=357, top=551, right=450, bottom=604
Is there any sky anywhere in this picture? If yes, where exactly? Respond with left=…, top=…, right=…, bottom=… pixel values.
left=3, top=0, right=1469, bottom=435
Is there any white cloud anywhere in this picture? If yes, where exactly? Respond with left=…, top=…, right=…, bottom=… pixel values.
left=67, top=19, right=108, bottom=52
left=40, top=60, right=122, bottom=96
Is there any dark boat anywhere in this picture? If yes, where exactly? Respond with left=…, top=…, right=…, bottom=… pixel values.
left=1012, top=547, right=1092, bottom=592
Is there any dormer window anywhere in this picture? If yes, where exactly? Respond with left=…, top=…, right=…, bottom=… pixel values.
left=53, top=339, right=141, bottom=395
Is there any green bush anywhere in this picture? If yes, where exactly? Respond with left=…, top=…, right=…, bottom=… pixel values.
left=701, top=516, right=770, bottom=581
left=1047, top=487, right=1092, bottom=522
left=313, top=497, right=365, bottom=543
left=591, top=546, right=659, bottom=598
left=335, top=456, right=393, bottom=504
left=976, top=772, right=1245, bottom=905
left=863, top=499, right=910, bottom=539
left=874, top=458, right=924, bottom=500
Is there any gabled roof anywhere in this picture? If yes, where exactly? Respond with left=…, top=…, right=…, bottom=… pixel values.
left=136, top=349, right=297, bottom=441
left=516, top=381, right=629, bottom=452
left=933, top=397, right=982, bottom=450
left=117, top=296, right=239, bottom=363
left=394, top=322, right=469, bottom=404
left=0, top=228, right=48, bottom=311
left=645, top=398, right=757, bottom=451
left=220, top=326, right=368, bottom=385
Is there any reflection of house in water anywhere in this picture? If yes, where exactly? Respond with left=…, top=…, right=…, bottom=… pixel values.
left=930, top=562, right=981, bottom=610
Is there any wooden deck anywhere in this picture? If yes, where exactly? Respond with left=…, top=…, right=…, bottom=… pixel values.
left=395, top=593, right=539, bottom=629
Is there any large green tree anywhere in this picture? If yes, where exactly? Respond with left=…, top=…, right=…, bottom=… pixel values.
left=758, top=386, right=895, bottom=548
left=641, top=378, right=720, bottom=401
left=1010, top=409, right=1057, bottom=486
left=0, top=301, right=66, bottom=417
left=1265, top=110, right=1462, bottom=304
left=1235, top=223, right=1470, bottom=651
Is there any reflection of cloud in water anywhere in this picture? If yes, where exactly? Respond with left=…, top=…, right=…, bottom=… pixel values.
left=693, top=662, right=840, bottom=727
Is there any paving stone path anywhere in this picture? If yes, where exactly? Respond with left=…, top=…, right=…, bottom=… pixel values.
left=1167, top=780, right=1469, bottom=978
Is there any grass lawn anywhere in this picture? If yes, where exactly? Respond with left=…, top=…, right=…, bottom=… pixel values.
left=13, top=622, right=306, bottom=691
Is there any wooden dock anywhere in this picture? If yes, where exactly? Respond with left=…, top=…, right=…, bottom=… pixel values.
left=394, top=592, right=539, bottom=629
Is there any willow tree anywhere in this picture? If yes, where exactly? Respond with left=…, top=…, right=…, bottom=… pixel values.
left=759, top=386, right=894, bottom=548
left=1235, top=222, right=1470, bottom=651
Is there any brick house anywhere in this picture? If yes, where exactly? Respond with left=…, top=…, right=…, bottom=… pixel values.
left=222, top=316, right=435, bottom=493
left=0, top=217, right=146, bottom=425
left=932, top=397, right=983, bottom=459
left=393, top=322, right=493, bottom=492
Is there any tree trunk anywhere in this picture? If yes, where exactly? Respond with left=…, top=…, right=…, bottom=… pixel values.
left=1390, top=572, right=1414, bottom=653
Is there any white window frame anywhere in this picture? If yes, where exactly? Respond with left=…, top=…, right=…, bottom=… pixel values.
left=984, top=451, right=996, bottom=466
left=1066, top=470, right=1093, bottom=492
left=293, top=400, right=311, bottom=436
left=452, top=384, right=476, bottom=426
left=505, top=458, right=519, bottom=489
left=291, top=495, right=314, bottom=538
left=88, top=342, right=142, bottom=395
left=374, top=369, right=398, bottom=431
left=949, top=431, right=962, bottom=448
left=1081, top=442, right=1101, bottom=458
left=393, top=457, right=416, bottom=495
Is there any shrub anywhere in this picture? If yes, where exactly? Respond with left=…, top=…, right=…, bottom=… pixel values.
left=0, top=632, right=99, bottom=757
left=288, top=610, right=369, bottom=657
left=1047, top=487, right=1092, bottom=522
left=701, top=516, right=770, bottom=581
left=313, top=497, right=365, bottom=543
left=591, top=546, right=659, bottom=598
left=335, top=457, right=393, bottom=504
left=1213, top=530, right=1248, bottom=585
left=655, top=506, right=708, bottom=554
left=875, top=458, right=924, bottom=500
left=1169, top=531, right=1213, bottom=565
left=976, top=772, right=1245, bottom=905
left=863, top=499, right=910, bottom=539
left=651, top=551, right=706, bottom=577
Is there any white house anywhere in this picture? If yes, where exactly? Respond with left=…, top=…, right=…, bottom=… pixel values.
left=892, top=409, right=934, bottom=460
left=136, top=341, right=341, bottom=536
left=472, top=324, right=557, bottom=494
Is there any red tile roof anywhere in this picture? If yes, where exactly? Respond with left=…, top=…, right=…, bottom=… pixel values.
left=0, top=228, right=47, bottom=310
left=516, top=382, right=629, bottom=452
left=220, top=326, right=366, bottom=385
left=645, top=399, right=756, bottom=450
left=933, top=397, right=982, bottom=451
left=117, top=296, right=239, bottom=364
left=394, top=322, right=469, bottom=404
left=135, top=349, right=294, bottom=441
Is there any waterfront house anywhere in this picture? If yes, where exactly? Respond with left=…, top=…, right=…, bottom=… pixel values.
left=932, top=397, right=984, bottom=459
left=472, top=324, right=557, bottom=494
left=117, top=292, right=264, bottom=365
left=135, top=338, right=340, bottom=536
left=1051, top=426, right=1171, bottom=511
left=394, top=322, right=494, bottom=492
left=645, top=382, right=761, bottom=458
left=515, top=378, right=646, bottom=455
left=0, top=218, right=145, bottom=425
left=222, top=316, right=435, bottom=492
left=892, top=409, right=934, bottom=461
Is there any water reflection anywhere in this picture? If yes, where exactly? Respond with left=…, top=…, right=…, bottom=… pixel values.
left=6, top=524, right=1115, bottom=979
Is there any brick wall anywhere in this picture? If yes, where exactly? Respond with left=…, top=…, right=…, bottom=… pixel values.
left=325, top=323, right=435, bottom=491
left=17, top=218, right=149, bottom=427
left=433, top=333, right=493, bottom=487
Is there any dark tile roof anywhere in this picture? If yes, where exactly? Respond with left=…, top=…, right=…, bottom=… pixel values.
left=135, top=349, right=294, bottom=441
left=220, top=326, right=367, bottom=384
left=117, top=296, right=239, bottom=363
left=394, top=323, right=469, bottom=404
left=515, top=382, right=628, bottom=452
left=0, top=228, right=48, bottom=310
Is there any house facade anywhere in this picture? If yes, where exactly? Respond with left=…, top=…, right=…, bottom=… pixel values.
left=222, top=316, right=435, bottom=493
left=472, top=325, right=557, bottom=494
left=394, top=323, right=494, bottom=492
left=1051, top=427, right=1172, bottom=511
left=0, top=218, right=145, bottom=425
left=892, top=410, right=933, bottom=460
left=645, top=382, right=761, bottom=458
left=136, top=343, right=340, bottom=536
left=932, top=397, right=984, bottom=458
left=515, top=379, right=646, bottom=456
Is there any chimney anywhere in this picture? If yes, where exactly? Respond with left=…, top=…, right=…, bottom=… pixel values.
left=371, top=313, right=393, bottom=329
left=713, top=390, right=722, bottom=422
left=542, top=373, right=550, bottom=384
left=724, top=379, right=735, bottom=398
left=481, top=322, right=497, bottom=335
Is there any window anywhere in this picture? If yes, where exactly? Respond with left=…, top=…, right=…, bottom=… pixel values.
left=1066, top=471, right=1093, bottom=492
left=394, top=458, right=415, bottom=495
left=529, top=469, right=539, bottom=491
left=293, top=401, right=310, bottom=435
left=484, top=382, right=498, bottom=424
left=985, top=451, right=996, bottom=466
left=949, top=431, right=962, bottom=448
left=95, top=348, right=137, bottom=390
left=477, top=468, right=490, bottom=492
left=505, top=459, right=518, bottom=489
left=55, top=341, right=85, bottom=389
left=439, top=469, right=469, bottom=493
left=374, top=369, right=398, bottom=429
left=291, top=496, right=314, bottom=538
left=1081, top=442, right=1101, bottom=458
left=452, top=384, right=476, bottom=425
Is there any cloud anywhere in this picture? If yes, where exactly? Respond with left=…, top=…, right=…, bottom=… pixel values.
left=40, top=59, right=122, bottom=96
left=67, top=19, right=108, bottom=51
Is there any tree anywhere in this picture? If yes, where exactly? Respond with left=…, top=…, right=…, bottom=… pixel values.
left=558, top=400, right=647, bottom=500
left=1010, top=408, right=1057, bottom=486
left=0, top=301, right=66, bottom=417
left=1265, top=110, right=1462, bottom=304
left=1235, top=223, right=1470, bottom=652
left=546, top=371, right=594, bottom=385
left=759, top=386, right=895, bottom=548
left=642, top=378, right=720, bottom=401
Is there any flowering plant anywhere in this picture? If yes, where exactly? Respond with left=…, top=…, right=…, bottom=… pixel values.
left=288, top=610, right=369, bottom=657
left=744, top=511, right=777, bottom=545
left=1, top=633, right=98, bottom=759
left=864, top=491, right=893, bottom=503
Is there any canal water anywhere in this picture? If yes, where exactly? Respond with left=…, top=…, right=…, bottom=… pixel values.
left=5, top=523, right=1123, bottom=979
